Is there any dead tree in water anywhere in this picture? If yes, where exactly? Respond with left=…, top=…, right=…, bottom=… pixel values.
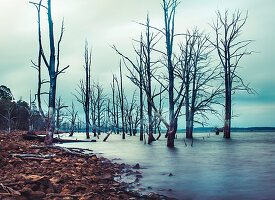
left=67, top=101, right=78, bottom=136
left=75, top=41, right=92, bottom=139
left=114, top=63, right=126, bottom=139
left=30, top=0, right=70, bottom=145
left=111, top=75, right=118, bottom=134
left=176, top=29, right=222, bottom=138
left=136, top=0, right=184, bottom=146
left=210, top=10, right=253, bottom=138
left=138, top=41, right=144, bottom=141
left=55, top=97, right=67, bottom=133
left=113, top=15, right=161, bottom=144
left=125, top=90, right=137, bottom=136
left=94, top=82, right=105, bottom=135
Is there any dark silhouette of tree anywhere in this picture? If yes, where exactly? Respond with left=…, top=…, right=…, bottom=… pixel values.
left=0, top=85, right=14, bottom=100
left=55, top=97, right=68, bottom=133
left=67, top=101, right=78, bottom=136
left=114, top=62, right=126, bottom=139
left=30, top=0, right=48, bottom=121
left=30, top=0, right=70, bottom=145
left=75, top=41, right=92, bottom=139
left=94, top=82, right=106, bottom=135
left=176, top=29, right=222, bottom=138
left=210, top=10, right=253, bottom=138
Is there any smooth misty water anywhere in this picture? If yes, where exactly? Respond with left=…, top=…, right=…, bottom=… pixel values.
left=59, top=132, right=275, bottom=200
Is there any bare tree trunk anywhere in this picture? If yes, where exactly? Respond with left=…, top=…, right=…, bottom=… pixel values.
left=85, top=42, right=91, bottom=139
left=139, top=35, right=144, bottom=141
left=145, top=16, right=155, bottom=144
left=45, top=0, right=57, bottom=144
left=224, top=75, right=231, bottom=138
left=119, top=63, right=125, bottom=139
left=163, top=0, right=178, bottom=147
left=210, top=10, right=253, bottom=139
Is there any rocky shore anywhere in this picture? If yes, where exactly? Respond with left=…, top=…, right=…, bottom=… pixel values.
left=0, top=131, right=171, bottom=200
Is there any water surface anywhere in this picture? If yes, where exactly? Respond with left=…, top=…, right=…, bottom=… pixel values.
left=59, top=132, right=275, bottom=200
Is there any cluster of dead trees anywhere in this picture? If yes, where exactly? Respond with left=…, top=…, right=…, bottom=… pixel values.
left=28, top=0, right=253, bottom=147
left=113, top=0, right=253, bottom=147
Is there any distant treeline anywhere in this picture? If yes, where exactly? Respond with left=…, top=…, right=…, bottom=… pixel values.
left=0, top=85, right=45, bottom=132
left=176, top=127, right=275, bottom=133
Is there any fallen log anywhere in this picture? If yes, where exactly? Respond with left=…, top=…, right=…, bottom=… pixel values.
left=46, top=191, right=96, bottom=198
left=12, top=153, right=56, bottom=159
left=67, top=147, right=93, bottom=153
left=22, top=134, right=96, bottom=143
left=0, top=183, right=21, bottom=196
left=30, top=145, right=94, bottom=158
left=103, top=126, right=114, bottom=142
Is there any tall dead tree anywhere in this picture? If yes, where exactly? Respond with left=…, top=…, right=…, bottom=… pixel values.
left=161, top=0, right=181, bottom=147
left=113, top=15, right=161, bottom=144
left=143, top=15, right=157, bottom=144
left=30, top=0, right=47, bottom=122
left=95, top=82, right=105, bottom=134
left=210, top=10, right=253, bottom=138
left=31, top=0, right=69, bottom=145
left=55, top=97, right=67, bottom=133
left=114, top=63, right=126, bottom=139
left=111, top=75, right=118, bottom=133
left=176, top=29, right=222, bottom=138
left=139, top=39, right=144, bottom=141
left=67, top=101, right=78, bottom=136
left=75, top=41, right=92, bottom=139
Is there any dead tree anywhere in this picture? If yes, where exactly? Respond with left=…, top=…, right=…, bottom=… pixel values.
left=176, top=29, right=222, bottom=138
left=30, top=0, right=47, bottom=122
left=55, top=97, right=68, bottom=133
left=67, top=101, right=78, bottom=136
left=114, top=63, right=126, bottom=139
left=210, top=10, right=253, bottom=138
left=0, top=101, right=15, bottom=133
left=113, top=15, right=161, bottom=144
left=75, top=41, right=92, bottom=139
left=160, top=0, right=182, bottom=147
left=125, top=90, right=137, bottom=136
left=111, top=75, right=118, bottom=133
left=135, top=0, right=183, bottom=146
left=94, top=82, right=105, bottom=134
left=30, top=0, right=69, bottom=145
left=139, top=39, right=144, bottom=141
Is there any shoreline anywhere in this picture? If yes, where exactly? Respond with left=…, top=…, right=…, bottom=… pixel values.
left=0, top=131, right=172, bottom=200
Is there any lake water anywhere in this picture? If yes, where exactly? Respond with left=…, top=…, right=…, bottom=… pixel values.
left=58, top=131, right=275, bottom=200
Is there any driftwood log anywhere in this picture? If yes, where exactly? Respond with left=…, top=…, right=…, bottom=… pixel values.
left=12, top=154, right=56, bottom=159
left=22, top=134, right=96, bottom=143
left=30, top=145, right=94, bottom=158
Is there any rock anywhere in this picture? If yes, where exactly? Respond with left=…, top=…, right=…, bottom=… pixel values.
left=53, top=158, right=62, bottom=163
left=133, top=163, right=140, bottom=169
left=136, top=174, right=142, bottom=178
left=30, top=191, right=46, bottom=199
left=24, top=175, right=44, bottom=183
left=169, top=173, right=173, bottom=176
left=61, top=188, right=71, bottom=194
left=50, top=177, right=61, bottom=184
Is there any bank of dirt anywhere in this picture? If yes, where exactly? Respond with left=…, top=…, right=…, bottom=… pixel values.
left=0, top=131, right=170, bottom=200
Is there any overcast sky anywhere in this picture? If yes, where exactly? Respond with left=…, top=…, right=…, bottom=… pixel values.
left=0, top=0, right=274, bottom=128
